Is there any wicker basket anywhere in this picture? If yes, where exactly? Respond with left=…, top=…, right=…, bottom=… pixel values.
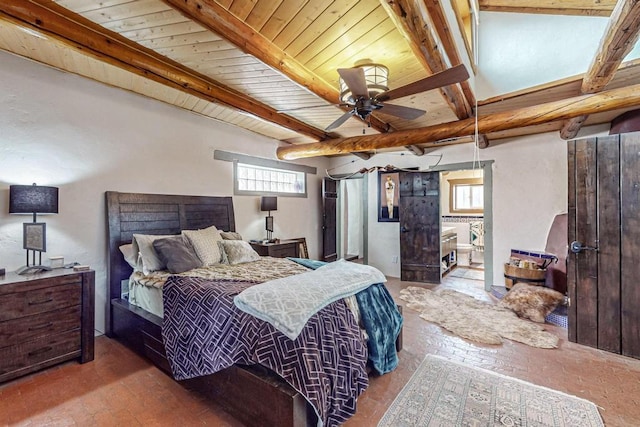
left=503, top=263, right=546, bottom=289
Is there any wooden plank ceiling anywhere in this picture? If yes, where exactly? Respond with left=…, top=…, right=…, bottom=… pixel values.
left=1, top=0, right=640, bottom=159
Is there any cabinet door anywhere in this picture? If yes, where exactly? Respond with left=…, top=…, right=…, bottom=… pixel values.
left=399, top=171, right=440, bottom=283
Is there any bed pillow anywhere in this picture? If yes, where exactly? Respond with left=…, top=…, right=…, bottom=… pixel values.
left=119, top=243, right=141, bottom=271
left=153, top=236, right=201, bottom=274
left=220, top=240, right=260, bottom=265
left=182, top=225, right=223, bottom=266
left=131, top=233, right=175, bottom=275
left=220, top=231, right=243, bottom=241
left=498, top=283, right=565, bottom=323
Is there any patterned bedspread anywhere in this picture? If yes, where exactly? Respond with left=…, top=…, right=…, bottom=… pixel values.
left=130, top=257, right=311, bottom=289
left=162, top=275, right=368, bottom=427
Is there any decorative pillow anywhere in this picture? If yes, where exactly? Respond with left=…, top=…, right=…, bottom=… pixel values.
left=131, top=234, right=175, bottom=275
left=499, top=283, right=565, bottom=323
left=153, top=236, right=201, bottom=274
left=217, top=241, right=229, bottom=265
left=119, top=243, right=141, bottom=271
left=220, top=231, right=243, bottom=241
left=182, top=225, right=223, bottom=266
left=219, top=240, right=260, bottom=265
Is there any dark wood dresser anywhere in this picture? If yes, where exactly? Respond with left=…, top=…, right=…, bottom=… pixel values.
left=250, top=240, right=298, bottom=258
left=0, top=268, right=95, bottom=383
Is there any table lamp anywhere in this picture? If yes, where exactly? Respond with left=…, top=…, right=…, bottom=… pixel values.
left=9, top=183, right=59, bottom=274
left=260, top=196, right=277, bottom=241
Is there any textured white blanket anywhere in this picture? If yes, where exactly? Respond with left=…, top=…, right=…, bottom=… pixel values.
left=233, top=259, right=386, bottom=340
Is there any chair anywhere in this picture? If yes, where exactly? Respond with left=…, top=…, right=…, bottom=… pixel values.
left=291, top=238, right=309, bottom=259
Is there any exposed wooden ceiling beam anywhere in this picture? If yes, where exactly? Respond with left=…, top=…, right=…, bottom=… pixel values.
left=162, top=0, right=393, bottom=134
left=405, top=145, right=426, bottom=156
left=380, top=0, right=473, bottom=119
left=0, top=0, right=329, bottom=142
left=478, top=0, right=617, bottom=17
left=277, top=82, right=640, bottom=159
left=560, top=0, right=640, bottom=139
left=422, top=0, right=476, bottom=110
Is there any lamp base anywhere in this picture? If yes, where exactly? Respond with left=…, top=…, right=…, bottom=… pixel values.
left=16, top=265, right=52, bottom=275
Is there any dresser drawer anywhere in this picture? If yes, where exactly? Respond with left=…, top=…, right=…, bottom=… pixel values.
left=0, top=283, right=81, bottom=322
left=269, top=243, right=297, bottom=258
left=0, top=330, right=81, bottom=382
left=0, top=304, right=81, bottom=348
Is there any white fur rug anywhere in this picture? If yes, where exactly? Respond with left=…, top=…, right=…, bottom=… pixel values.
left=399, top=287, right=559, bottom=348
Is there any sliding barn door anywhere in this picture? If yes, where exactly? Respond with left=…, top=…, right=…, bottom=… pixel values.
left=568, top=134, right=640, bottom=359
left=399, top=171, right=441, bottom=283
left=322, top=178, right=338, bottom=262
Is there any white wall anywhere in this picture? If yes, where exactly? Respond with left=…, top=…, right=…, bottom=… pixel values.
left=477, top=12, right=640, bottom=99
left=328, top=133, right=581, bottom=286
left=0, top=51, right=329, bottom=335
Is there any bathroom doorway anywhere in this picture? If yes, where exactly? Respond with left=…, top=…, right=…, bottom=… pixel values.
left=337, top=176, right=365, bottom=263
left=430, top=161, right=493, bottom=292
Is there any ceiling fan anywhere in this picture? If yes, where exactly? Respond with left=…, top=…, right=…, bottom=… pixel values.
left=324, top=63, right=470, bottom=131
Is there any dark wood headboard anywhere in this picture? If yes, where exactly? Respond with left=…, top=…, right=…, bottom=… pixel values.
left=105, top=191, right=235, bottom=335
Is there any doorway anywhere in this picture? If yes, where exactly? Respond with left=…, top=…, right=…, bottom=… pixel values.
left=440, top=168, right=485, bottom=283
left=337, top=177, right=365, bottom=262
left=430, top=161, right=494, bottom=292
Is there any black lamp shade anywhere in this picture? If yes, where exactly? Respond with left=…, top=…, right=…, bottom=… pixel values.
left=260, top=196, right=277, bottom=212
left=9, top=185, right=59, bottom=214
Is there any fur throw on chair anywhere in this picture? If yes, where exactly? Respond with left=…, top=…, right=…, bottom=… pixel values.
left=499, top=283, right=565, bottom=323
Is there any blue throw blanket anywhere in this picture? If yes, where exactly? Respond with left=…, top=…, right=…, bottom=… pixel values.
left=289, top=258, right=403, bottom=375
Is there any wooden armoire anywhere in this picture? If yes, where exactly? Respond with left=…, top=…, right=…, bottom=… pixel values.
left=567, top=133, right=640, bottom=359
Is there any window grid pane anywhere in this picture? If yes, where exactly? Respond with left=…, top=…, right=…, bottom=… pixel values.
left=453, top=183, right=483, bottom=211
left=237, top=163, right=305, bottom=195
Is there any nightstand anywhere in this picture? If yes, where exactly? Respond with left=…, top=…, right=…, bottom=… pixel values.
left=250, top=240, right=299, bottom=258
left=0, top=268, right=95, bottom=383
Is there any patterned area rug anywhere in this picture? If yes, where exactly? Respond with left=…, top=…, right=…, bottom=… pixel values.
left=448, top=267, right=484, bottom=281
left=378, top=355, right=604, bottom=427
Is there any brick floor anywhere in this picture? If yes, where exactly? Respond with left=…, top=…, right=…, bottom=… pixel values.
left=1, top=274, right=639, bottom=426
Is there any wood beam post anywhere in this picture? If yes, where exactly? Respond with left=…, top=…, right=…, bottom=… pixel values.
left=277, top=82, right=640, bottom=159
left=0, top=0, right=329, bottom=141
left=405, top=145, right=426, bottom=156
left=560, top=0, right=640, bottom=139
left=422, top=0, right=476, bottom=110
left=380, top=0, right=473, bottom=119
left=476, top=134, right=490, bottom=149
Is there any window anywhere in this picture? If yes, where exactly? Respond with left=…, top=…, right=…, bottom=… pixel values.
left=235, top=163, right=306, bottom=196
left=449, top=178, right=483, bottom=213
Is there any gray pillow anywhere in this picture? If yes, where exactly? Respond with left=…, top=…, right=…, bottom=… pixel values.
left=219, top=240, right=260, bottom=265
left=220, top=231, right=243, bottom=240
left=153, top=236, right=201, bottom=273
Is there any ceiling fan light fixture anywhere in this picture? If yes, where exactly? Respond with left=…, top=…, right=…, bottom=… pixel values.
left=339, top=63, right=389, bottom=103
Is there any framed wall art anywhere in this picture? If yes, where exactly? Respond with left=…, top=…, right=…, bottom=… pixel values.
left=378, top=171, right=400, bottom=222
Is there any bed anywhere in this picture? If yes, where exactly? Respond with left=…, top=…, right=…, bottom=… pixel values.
left=105, top=191, right=402, bottom=427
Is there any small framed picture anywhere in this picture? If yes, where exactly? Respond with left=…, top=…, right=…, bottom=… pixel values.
left=23, top=223, right=46, bottom=252
left=378, top=171, right=400, bottom=222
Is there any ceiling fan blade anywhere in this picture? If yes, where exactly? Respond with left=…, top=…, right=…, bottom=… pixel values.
left=277, top=104, right=341, bottom=113
left=378, top=103, right=426, bottom=120
left=325, top=110, right=355, bottom=131
left=375, top=64, right=469, bottom=102
left=338, top=67, right=369, bottom=98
